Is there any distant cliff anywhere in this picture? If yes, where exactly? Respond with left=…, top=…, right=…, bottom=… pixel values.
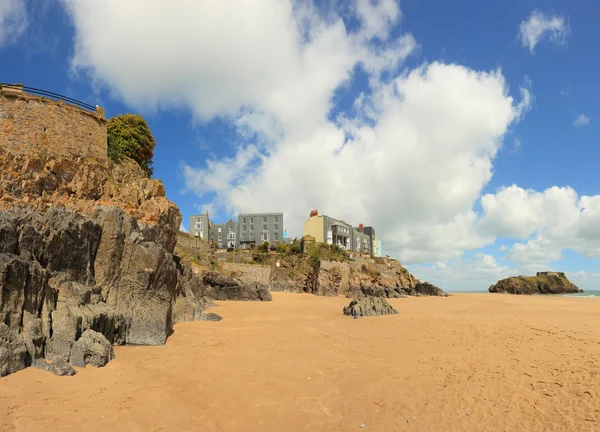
left=489, top=272, right=582, bottom=295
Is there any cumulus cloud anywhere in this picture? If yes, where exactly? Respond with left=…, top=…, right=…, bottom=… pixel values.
left=183, top=62, right=528, bottom=264
left=410, top=253, right=513, bottom=291
left=478, top=186, right=600, bottom=265
left=64, top=0, right=598, bottom=271
left=574, top=114, right=590, bottom=127
left=61, top=0, right=414, bottom=138
left=0, top=0, right=27, bottom=48
left=519, top=10, right=569, bottom=53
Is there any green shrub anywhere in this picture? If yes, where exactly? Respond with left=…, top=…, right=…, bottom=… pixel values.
left=107, top=113, right=156, bottom=177
left=276, top=243, right=287, bottom=253
left=258, top=241, right=270, bottom=253
left=290, top=243, right=302, bottom=254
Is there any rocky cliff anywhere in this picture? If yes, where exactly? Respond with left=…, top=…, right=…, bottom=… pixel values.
left=0, top=149, right=268, bottom=377
left=178, top=236, right=447, bottom=299
left=489, top=273, right=582, bottom=295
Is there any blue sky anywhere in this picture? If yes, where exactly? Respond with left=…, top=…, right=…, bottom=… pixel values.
left=1, top=0, right=598, bottom=291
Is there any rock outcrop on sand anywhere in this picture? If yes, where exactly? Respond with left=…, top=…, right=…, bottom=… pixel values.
left=203, top=272, right=272, bottom=301
left=489, top=273, right=582, bottom=295
left=343, top=295, right=399, bottom=319
left=0, top=150, right=266, bottom=378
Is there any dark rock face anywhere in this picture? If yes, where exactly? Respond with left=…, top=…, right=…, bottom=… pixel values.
left=0, top=323, right=28, bottom=377
left=172, top=257, right=209, bottom=323
left=70, top=330, right=114, bottom=368
left=343, top=296, right=399, bottom=319
left=407, top=282, right=447, bottom=297
left=203, top=272, right=272, bottom=301
left=50, top=359, right=77, bottom=376
left=0, top=205, right=218, bottom=377
left=489, top=274, right=581, bottom=295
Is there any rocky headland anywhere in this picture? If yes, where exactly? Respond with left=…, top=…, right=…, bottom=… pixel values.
left=0, top=149, right=268, bottom=377
left=176, top=235, right=447, bottom=300
left=489, top=272, right=582, bottom=295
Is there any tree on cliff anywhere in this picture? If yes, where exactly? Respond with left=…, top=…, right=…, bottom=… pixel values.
left=107, top=114, right=156, bottom=177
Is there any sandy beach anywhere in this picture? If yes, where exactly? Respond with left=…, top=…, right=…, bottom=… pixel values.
left=1, top=293, right=598, bottom=432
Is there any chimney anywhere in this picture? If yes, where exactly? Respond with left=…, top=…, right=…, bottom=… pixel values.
left=359, top=224, right=364, bottom=232
left=310, top=209, right=319, bottom=217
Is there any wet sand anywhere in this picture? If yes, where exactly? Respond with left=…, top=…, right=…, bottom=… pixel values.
left=1, top=293, right=599, bottom=432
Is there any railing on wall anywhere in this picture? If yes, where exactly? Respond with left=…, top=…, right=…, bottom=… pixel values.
left=0, top=83, right=97, bottom=112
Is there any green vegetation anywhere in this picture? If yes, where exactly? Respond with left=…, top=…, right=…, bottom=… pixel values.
left=257, top=241, right=270, bottom=253
left=290, top=243, right=302, bottom=254
left=107, top=113, right=156, bottom=177
left=305, top=242, right=350, bottom=268
left=276, top=243, right=287, bottom=253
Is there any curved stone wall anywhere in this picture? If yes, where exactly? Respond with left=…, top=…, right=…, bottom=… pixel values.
left=0, top=86, right=107, bottom=162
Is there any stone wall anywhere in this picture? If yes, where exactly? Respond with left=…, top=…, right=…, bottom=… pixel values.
left=0, top=86, right=107, bottom=163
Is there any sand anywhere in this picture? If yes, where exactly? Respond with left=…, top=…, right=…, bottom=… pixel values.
left=1, top=293, right=599, bottom=432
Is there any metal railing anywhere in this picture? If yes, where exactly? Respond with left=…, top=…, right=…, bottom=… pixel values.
left=0, top=83, right=96, bottom=112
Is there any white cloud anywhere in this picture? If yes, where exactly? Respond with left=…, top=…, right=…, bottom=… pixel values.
left=478, top=186, right=600, bottom=265
left=184, top=62, right=528, bottom=264
left=574, top=114, right=590, bottom=127
left=179, top=223, right=187, bottom=233
left=519, top=10, right=569, bottom=54
left=61, top=0, right=414, bottom=140
left=410, top=253, right=513, bottom=291
left=0, top=0, right=27, bottom=48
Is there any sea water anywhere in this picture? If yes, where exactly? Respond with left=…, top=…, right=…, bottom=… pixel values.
left=562, top=289, right=600, bottom=298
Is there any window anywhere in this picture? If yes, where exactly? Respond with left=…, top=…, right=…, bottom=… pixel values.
left=242, top=225, right=247, bottom=231
left=263, top=224, right=267, bottom=231
left=242, top=218, right=247, bottom=223
left=229, top=226, right=234, bottom=232
left=218, top=228, right=222, bottom=233
left=274, top=224, right=278, bottom=230
left=274, top=232, right=279, bottom=240
left=195, top=221, right=202, bottom=229
left=250, top=224, right=254, bottom=231
left=263, top=216, right=267, bottom=223
left=218, top=235, right=222, bottom=241
left=228, top=233, right=235, bottom=239
left=261, top=231, right=270, bottom=242
left=275, top=216, right=279, bottom=222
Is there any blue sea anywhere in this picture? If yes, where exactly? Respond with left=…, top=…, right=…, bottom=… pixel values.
left=447, top=290, right=600, bottom=298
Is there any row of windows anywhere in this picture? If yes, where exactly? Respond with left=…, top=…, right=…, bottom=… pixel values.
left=241, top=224, right=278, bottom=231
left=215, top=224, right=280, bottom=233
left=241, top=216, right=280, bottom=224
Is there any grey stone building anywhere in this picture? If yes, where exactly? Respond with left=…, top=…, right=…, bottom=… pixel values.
left=211, top=218, right=238, bottom=249
left=189, top=212, right=210, bottom=241
left=352, top=226, right=371, bottom=254
left=190, top=211, right=285, bottom=249
left=362, top=226, right=377, bottom=255
left=237, top=212, right=284, bottom=249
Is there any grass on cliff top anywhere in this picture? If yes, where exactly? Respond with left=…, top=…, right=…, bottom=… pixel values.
left=305, top=243, right=352, bottom=266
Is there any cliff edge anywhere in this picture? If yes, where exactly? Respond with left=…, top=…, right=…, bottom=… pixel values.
left=489, top=272, right=582, bottom=295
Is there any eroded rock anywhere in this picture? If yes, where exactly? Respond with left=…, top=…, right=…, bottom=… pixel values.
left=343, top=296, right=399, bottom=319
left=69, top=329, right=114, bottom=368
